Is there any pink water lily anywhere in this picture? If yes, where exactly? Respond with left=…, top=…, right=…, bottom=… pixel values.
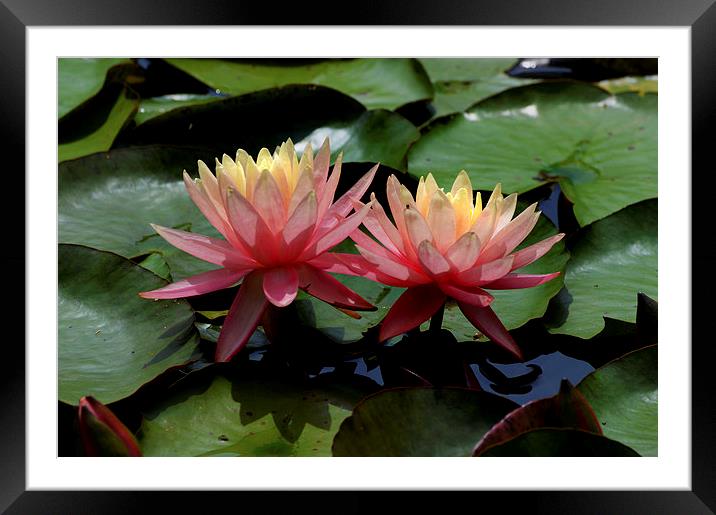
left=325, top=171, right=564, bottom=360
left=140, top=139, right=377, bottom=362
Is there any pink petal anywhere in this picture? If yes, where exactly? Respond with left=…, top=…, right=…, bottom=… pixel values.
left=510, top=233, right=565, bottom=270
left=282, top=191, right=318, bottom=258
left=457, top=303, right=524, bottom=360
left=139, top=268, right=248, bottom=299
left=328, top=163, right=379, bottom=220
left=262, top=266, right=300, bottom=307
left=404, top=208, right=433, bottom=253
left=287, top=168, right=315, bottom=217
left=455, top=255, right=514, bottom=286
left=183, top=172, right=234, bottom=242
left=386, top=175, right=418, bottom=261
left=308, top=252, right=376, bottom=277
left=446, top=232, right=481, bottom=271
left=317, top=153, right=343, bottom=222
left=378, top=285, right=446, bottom=342
left=357, top=245, right=417, bottom=282
left=151, top=224, right=255, bottom=268
left=312, top=200, right=373, bottom=255
left=215, top=271, right=268, bottom=362
left=494, top=193, right=518, bottom=232
left=479, top=205, right=539, bottom=263
left=483, top=272, right=561, bottom=290
left=417, top=240, right=450, bottom=276
left=225, top=189, right=278, bottom=264
left=253, top=170, right=286, bottom=231
left=298, top=264, right=374, bottom=310
left=469, top=201, right=497, bottom=250
left=361, top=197, right=404, bottom=254
left=312, top=139, right=331, bottom=194
left=440, top=283, right=493, bottom=307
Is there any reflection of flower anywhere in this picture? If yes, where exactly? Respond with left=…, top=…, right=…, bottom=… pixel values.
left=140, top=140, right=377, bottom=362
left=328, top=171, right=564, bottom=360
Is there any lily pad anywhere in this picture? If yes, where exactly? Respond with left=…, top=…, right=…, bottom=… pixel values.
left=164, top=58, right=434, bottom=110
left=135, top=93, right=224, bottom=125
left=599, top=76, right=658, bottom=95
left=578, top=345, right=657, bottom=456
left=123, top=85, right=418, bottom=171
left=139, top=363, right=371, bottom=457
left=547, top=199, right=657, bottom=339
left=419, top=58, right=534, bottom=118
left=408, top=82, right=657, bottom=226
left=478, top=428, right=640, bottom=456
left=58, top=58, right=132, bottom=119
left=472, top=379, right=602, bottom=456
left=59, top=245, right=201, bottom=405
left=332, top=387, right=517, bottom=456
left=59, top=85, right=139, bottom=163
left=59, top=145, right=222, bottom=280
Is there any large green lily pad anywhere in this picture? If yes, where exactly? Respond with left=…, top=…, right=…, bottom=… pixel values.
left=478, top=428, right=640, bottom=456
left=59, top=245, right=201, bottom=405
left=419, top=58, right=534, bottom=118
left=408, top=82, right=657, bottom=226
left=124, top=85, right=418, bottom=171
left=578, top=345, right=657, bottom=456
left=139, top=365, right=370, bottom=456
left=59, top=86, right=139, bottom=163
left=547, top=199, right=657, bottom=339
left=332, top=387, right=517, bottom=456
left=58, top=58, right=132, bottom=119
left=135, top=94, right=224, bottom=125
left=59, top=145, right=223, bottom=280
left=164, top=58, right=434, bottom=110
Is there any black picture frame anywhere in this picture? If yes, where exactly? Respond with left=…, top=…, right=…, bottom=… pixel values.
left=5, top=1, right=714, bottom=513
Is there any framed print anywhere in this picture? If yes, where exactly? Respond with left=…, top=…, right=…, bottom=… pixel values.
left=5, top=0, right=715, bottom=512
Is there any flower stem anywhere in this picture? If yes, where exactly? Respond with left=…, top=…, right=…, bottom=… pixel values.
left=429, top=302, right=445, bottom=337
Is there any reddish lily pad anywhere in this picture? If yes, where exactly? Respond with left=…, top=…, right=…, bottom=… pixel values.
left=472, top=379, right=602, bottom=456
left=478, top=428, right=640, bottom=456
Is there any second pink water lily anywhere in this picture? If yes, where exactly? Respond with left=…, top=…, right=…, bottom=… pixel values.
left=327, top=171, right=565, bottom=360
left=140, top=139, right=377, bottom=362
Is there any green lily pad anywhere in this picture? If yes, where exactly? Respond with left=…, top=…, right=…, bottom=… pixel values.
left=547, top=199, right=657, bottom=339
left=332, top=387, right=517, bottom=456
left=59, top=245, right=201, bottom=405
left=164, top=58, right=434, bottom=110
left=419, top=58, right=535, bottom=118
left=478, top=428, right=640, bottom=456
left=599, top=76, right=658, bottom=95
left=578, top=345, right=657, bottom=456
left=59, top=85, right=139, bottom=163
left=139, top=364, right=370, bottom=456
left=59, top=145, right=223, bottom=280
left=58, top=58, right=132, bottom=119
left=135, top=94, right=224, bottom=125
left=408, top=82, right=657, bottom=226
left=124, top=85, right=418, bottom=171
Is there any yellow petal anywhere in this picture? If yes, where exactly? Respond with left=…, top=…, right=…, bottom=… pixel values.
left=427, top=190, right=456, bottom=252
left=451, top=187, right=473, bottom=237
left=451, top=170, right=473, bottom=197
left=256, top=147, right=273, bottom=171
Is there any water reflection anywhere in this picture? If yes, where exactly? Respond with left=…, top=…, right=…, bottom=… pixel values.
left=470, top=351, right=594, bottom=405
